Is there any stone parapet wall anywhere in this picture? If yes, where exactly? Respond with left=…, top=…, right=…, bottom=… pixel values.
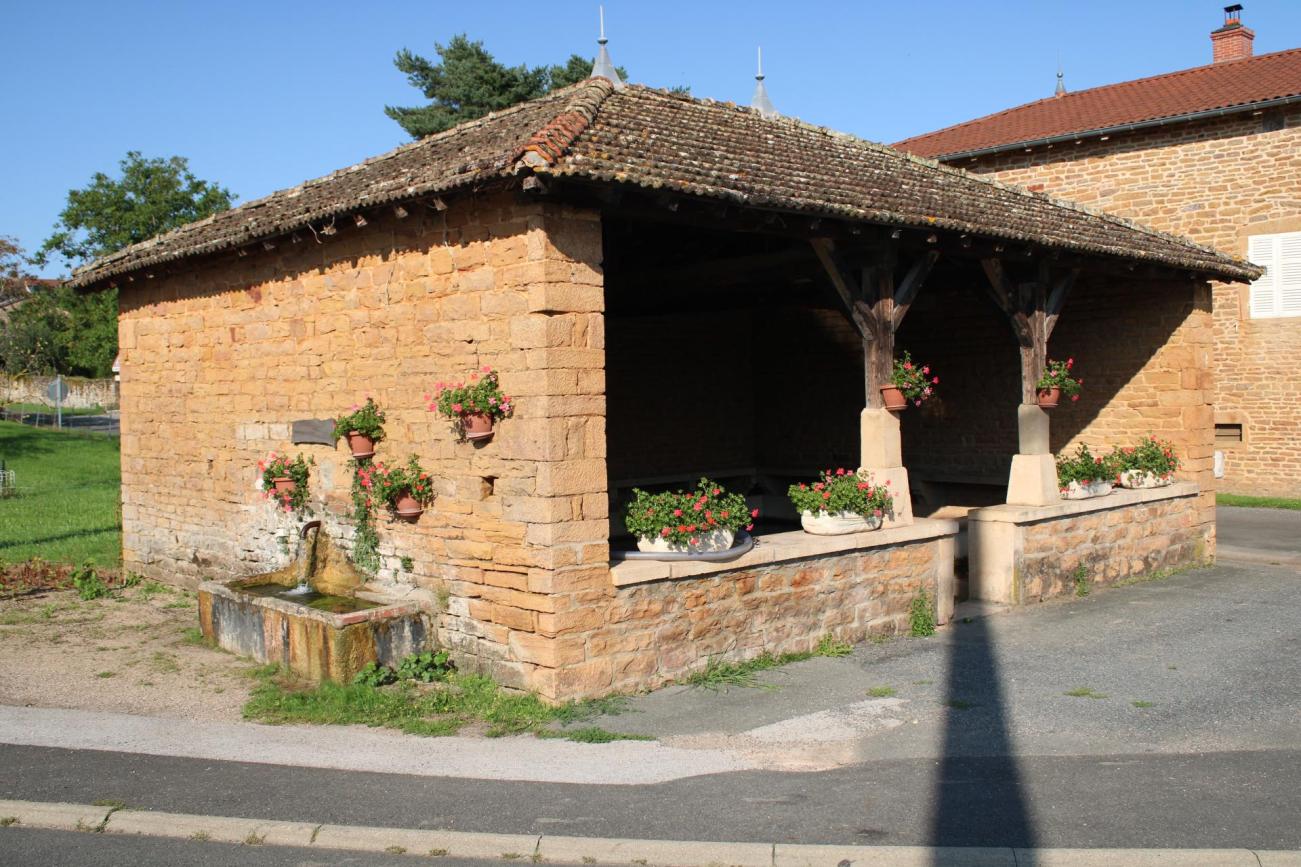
left=580, top=521, right=957, bottom=697
left=968, top=483, right=1207, bottom=605
left=963, top=107, right=1301, bottom=497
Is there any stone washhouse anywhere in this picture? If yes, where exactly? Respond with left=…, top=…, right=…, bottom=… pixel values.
left=71, top=78, right=1259, bottom=700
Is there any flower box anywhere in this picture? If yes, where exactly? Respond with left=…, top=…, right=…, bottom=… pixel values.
left=1117, top=470, right=1173, bottom=489
left=635, top=528, right=735, bottom=554
left=1061, top=480, right=1113, bottom=500
left=800, top=511, right=883, bottom=535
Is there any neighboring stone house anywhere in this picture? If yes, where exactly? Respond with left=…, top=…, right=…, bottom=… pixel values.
left=70, top=77, right=1255, bottom=700
left=896, top=6, right=1301, bottom=497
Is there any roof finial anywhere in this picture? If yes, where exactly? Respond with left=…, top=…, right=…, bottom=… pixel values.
left=1055, top=57, right=1066, bottom=97
left=752, top=46, right=779, bottom=118
left=591, top=6, right=625, bottom=89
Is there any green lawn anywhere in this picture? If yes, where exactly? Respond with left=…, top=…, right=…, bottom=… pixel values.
left=0, top=421, right=122, bottom=566
left=1216, top=492, right=1301, bottom=511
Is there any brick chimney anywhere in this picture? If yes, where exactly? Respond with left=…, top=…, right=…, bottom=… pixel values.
left=1211, top=4, right=1255, bottom=63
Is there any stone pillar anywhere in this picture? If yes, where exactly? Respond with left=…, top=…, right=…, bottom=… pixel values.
left=860, top=407, right=913, bottom=526
left=1006, top=403, right=1058, bottom=506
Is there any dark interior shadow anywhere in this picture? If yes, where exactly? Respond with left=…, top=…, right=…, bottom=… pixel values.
left=929, top=615, right=1037, bottom=863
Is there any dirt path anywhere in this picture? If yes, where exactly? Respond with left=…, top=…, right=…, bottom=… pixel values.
left=0, top=583, right=254, bottom=722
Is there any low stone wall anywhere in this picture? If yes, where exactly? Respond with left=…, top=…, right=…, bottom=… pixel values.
left=0, top=374, right=119, bottom=409
left=968, top=482, right=1206, bottom=605
left=587, top=520, right=958, bottom=696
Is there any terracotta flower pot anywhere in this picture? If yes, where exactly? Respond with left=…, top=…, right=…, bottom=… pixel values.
left=1037, top=387, right=1061, bottom=409
left=393, top=491, right=423, bottom=521
left=346, top=430, right=375, bottom=458
left=880, top=385, right=908, bottom=411
left=272, top=476, right=295, bottom=494
left=462, top=412, right=494, bottom=441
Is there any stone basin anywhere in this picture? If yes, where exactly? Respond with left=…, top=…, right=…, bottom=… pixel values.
left=196, top=529, right=431, bottom=683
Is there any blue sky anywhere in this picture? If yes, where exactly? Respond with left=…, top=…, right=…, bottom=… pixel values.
left=5, top=0, right=1299, bottom=277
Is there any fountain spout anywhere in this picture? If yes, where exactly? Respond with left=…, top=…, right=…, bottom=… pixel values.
left=284, top=521, right=322, bottom=596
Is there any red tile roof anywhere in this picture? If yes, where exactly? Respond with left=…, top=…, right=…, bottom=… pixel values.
left=895, top=47, right=1301, bottom=159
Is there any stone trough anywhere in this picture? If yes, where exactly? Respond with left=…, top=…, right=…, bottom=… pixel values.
left=197, top=527, right=431, bottom=683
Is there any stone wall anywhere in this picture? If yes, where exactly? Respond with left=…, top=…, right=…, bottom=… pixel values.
left=1, top=374, right=119, bottom=410
left=116, top=191, right=610, bottom=698
left=958, top=106, right=1301, bottom=497
left=597, top=524, right=953, bottom=695
left=968, top=484, right=1207, bottom=605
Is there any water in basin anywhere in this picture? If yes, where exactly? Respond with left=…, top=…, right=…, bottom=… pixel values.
left=239, top=582, right=380, bottom=614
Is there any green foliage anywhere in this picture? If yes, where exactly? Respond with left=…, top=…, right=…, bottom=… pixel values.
left=1037, top=357, right=1083, bottom=399
left=396, top=650, right=453, bottom=683
left=429, top=368, right=513, bottom=425
left=0, top=236, right=34, bottom=305
left=349, top=460, right=381, bottom=576
left=1064, top=686, right=1107, bottom=699
left=909, top=590, right=936, bottom=637
left=788, top=468, right=892, bottom=518
left=2, top=153, right=234, bottom=378
left=352, top=662, right=398, bottom=687
left=247, top=667, right=619, bottom=739
left=1112, top=436, right=1180, bottom=479
left=400, top=556, right=414, bottom=572
left=258, top=452, right=313, bottom=515
left=866, top=686, right=896, bottom=698
left=1055, top=443, right=1115, bottom=487
left=535, top=727, right=653, bottom=744
left=1132, top=700, right=1155, bottom=708
left=814, top=633, right=853, bottom=657
left=1074, top=564, right=1090, bottom=597
left=368, top=455, right=436, bottom=510
left=71, top=563, right=109, bottom=600
left=890, top=351, right=939, bottom=405
left=332, top=397, right=386, bottom=442
left=34, top=152, right=235, bottom=271
left=385, top=36, right=629, bottom=139
left=623, top=478, right=753, bottom=547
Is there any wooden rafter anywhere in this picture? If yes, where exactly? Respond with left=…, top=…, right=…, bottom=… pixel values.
left=981, top=257, right=1077, bottom=403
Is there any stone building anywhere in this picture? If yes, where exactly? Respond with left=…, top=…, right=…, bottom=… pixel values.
left=896, top=6, right=1301, bottom=497
left=71, top=76, right=1255, bottom=699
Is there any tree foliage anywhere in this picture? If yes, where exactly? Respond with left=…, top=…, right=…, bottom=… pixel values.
left=0, top=153, right=234, bottom=378
left=0, top=237, right=33, bottom=305
left=385, top=36, right=627, bottom=139
left=34, top=151, right=234, bottom=271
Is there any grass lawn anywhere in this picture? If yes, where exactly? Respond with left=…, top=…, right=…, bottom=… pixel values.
left=1216, top=492, right=1301, bottom=511
left=0, top=421, right=121, bottom=567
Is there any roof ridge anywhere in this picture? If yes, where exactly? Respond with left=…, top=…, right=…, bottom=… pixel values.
left=512, top=78, right=616, bottom=167
left=896, top=45, right=1301, bottom=150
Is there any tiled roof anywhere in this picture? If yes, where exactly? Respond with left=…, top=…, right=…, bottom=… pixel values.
left=895, top=47, right=1301, bottom=159
left=71, top=79, right=1259, bottom=289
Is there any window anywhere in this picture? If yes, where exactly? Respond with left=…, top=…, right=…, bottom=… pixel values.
left=1246, top=231, right=1301, bottom=319
left=1215, top=423, right=1243, bottom=444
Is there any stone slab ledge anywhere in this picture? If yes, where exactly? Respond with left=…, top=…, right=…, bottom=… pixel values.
left=610, top=518, right=959, bottom=588
left=967, top=481, right=1199, bottom=526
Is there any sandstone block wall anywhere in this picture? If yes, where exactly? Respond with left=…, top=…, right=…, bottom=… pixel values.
left=968, top=486, right=1207, bottom=605
left=1018, top=492, right=1206, bottom=602
left=962, top=107, right=1301, bottom=497
left=590, top=539, right=943, bottom=696
left=117, top=192, right=609, bottom=698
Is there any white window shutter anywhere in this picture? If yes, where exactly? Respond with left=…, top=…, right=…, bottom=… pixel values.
left=1278, top=232, right=1301, bottom=316
left=1248, top=234, right=1276, bottom=318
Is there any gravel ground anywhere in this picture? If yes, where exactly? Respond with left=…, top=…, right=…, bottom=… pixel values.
left=0, top=584, right=253, bottom=721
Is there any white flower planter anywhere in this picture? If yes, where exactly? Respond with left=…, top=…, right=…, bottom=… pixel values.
left=1061, top=480, right=1114, bottom=500
left=800, top=510, right=883, bottom=535
left=1117, top=470, right=1173, bottom=489
left=636, top=528, right=735, bottom=555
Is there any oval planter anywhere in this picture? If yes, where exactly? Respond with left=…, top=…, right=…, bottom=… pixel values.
left=392, top=492, right=424, bottom=522
left=1037, top=387, right=1062, bottom=409
left=800, top=510, right=883, bottom=536
left=1117, top=470, right=1173, bottom=490
left=1060, top=479, right=1114, bottom=500
left=462, top=412, right=495, bottom=442
left=346, top=431, right=376, bottom=459
left=272, top=476, right=296, bottom=495
left=880, top=385, right=908, bottom=411
left=636, top=528, right=735, bottom=555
